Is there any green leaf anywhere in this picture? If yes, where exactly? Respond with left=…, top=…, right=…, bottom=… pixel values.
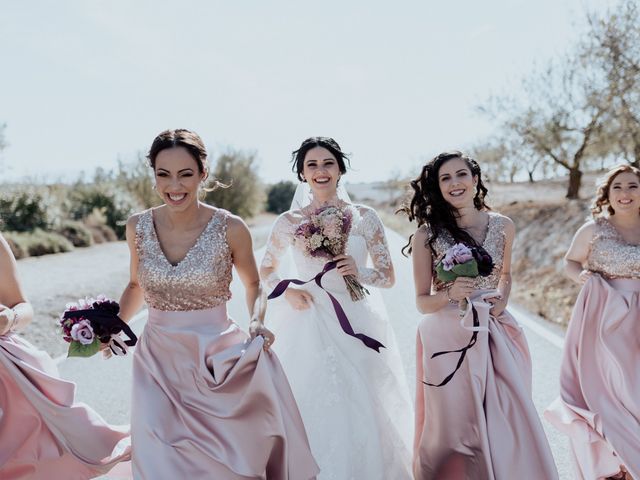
left=67, top=338, right=101, bottom=358
left=451, top=260, right=479, bottom=277
left=435, top=263, right=458, bottom=282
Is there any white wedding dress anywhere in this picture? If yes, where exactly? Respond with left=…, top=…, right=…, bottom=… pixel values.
left=261, top=203, right=413, bottom=480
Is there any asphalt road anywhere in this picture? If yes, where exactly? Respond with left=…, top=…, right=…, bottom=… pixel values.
left=55, top=230, right=572, bottom=479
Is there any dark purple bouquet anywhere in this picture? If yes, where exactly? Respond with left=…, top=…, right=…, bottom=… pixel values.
left=295, top=205, right=369, bottom=301
left=59, top=295, right=137, bottom=358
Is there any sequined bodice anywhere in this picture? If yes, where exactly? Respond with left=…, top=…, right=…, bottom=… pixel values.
left=587, top=217, right=640, bottom=279
left=136, top=208, right=233, bottom=311
left=427, top=212, right=507, bottom=292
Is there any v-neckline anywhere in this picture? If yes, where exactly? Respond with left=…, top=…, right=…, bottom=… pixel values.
left=150, top=209, right=218, bottom=268
left=462, top=213, right=492, bottom=247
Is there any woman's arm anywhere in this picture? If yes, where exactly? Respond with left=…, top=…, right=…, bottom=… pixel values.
left=564, top=221, right=596, bottom=284
left=0, top=235, right=34, bottom=334
left=118, top=215, right=146, bottom=322
left=228, top=215, right=274, bottom=349
left=488, top=217, right=516, bottom=316
left=412, top=227, right=474, bottom=314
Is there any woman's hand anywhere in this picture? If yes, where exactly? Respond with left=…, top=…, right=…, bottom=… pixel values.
left=333, top=254, right=358, bottom=277
left=249, top=319, right=275, bottom=351
left=447, top=277, right=475, bottom=302
left=485, top=293, right=506, bottom=317
left=0, top=304, right=15, bottom=335
left=578, top=269, right=593, bottom=284
left=284, top=288, right=314, bottom=310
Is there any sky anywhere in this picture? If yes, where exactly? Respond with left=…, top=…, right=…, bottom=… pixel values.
left=0, top=0, right=616, bottom=184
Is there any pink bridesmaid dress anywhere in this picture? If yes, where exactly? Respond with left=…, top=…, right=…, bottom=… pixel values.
left=414, top=212, right=558, bottom=479
left=0, top=333, right=130, bottom=479
left=131, top=208, right=319, bottom=480
left=545, top=217, right=640, bottom=479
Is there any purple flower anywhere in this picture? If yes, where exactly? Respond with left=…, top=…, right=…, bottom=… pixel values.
left=471, top=246, right=494, bottom=277
left=70, top=319, right=95, bottom=345
left=442, top=243, right=474, bottom=270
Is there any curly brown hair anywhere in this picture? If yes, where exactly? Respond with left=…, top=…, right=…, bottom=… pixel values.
left=591, top=164, right=640, bottom=217
left=398, top=151, right=490, bottom=256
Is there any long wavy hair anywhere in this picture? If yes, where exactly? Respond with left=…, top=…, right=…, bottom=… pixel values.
left=399, top=151, right=490, bottom=256
left=591, top=164, right=640, bottom=217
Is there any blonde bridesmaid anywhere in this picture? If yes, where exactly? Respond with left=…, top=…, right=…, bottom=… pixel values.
left=545, top=164, right=640, bottom=480
left=117, top=129, right=318, bottom=479
left=402, top=151, right=558, bottom=479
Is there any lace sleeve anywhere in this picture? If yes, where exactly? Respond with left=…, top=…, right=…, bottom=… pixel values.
left=357, top=208, right=394, bottom=288
left=260, top=214, right=294, bottom=291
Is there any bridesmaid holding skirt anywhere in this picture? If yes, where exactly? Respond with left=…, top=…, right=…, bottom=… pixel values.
left=401, top=151, right=558, bottom=479
left=545, top=164, right=640, bottom=480
left=117, top=129, right=318, bottom=479
left=0, top=234, right=130, bottom=479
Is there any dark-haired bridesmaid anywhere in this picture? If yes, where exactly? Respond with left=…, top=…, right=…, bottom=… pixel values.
left=401, top=151, right=557, bottom=479
left=545, top=164, right=640, bottom=480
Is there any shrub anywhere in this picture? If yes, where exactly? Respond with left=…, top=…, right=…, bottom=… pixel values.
left=57, top=220, right=93, bottom=247
left=266, top=181, right=297, bottom=214
left=67, top=185, right=135, bottom=239
left=5, top=229, right=73, bottom=257
left=83, top=208, right=118, bottom=243
left=204, top=150, right=266, bottom=219
left=0, top=190, right=50, bottom=232
left=2, top=233, right=27, bottom=259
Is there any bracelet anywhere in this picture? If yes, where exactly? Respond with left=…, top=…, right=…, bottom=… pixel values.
left=445, top=287, right=456, bottom=304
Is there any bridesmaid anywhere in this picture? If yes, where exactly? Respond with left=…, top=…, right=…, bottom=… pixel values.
left=118, top=128, right=318, bottom=479
left=545, top=164, right=640, bottom=480
left=0, top=234, right=130, bottom=479
left=402, top=151, right=558, bottom=479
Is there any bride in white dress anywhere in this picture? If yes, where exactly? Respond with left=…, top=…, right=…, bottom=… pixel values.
left=260, top=137, right=413, bottom=479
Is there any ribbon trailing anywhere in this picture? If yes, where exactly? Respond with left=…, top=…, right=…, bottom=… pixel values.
left=423, top=302, right=481, bottom=387
left=63, top=309, right=138, bottom=355
left=267, top=261, right=385, bottom=352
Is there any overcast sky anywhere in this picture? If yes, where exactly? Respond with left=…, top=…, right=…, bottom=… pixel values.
left=0, top=0, right=615, bottom=184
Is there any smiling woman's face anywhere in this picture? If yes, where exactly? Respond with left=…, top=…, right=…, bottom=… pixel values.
left=154, top=146, right=205, bottom=210
left=302, top=146, right=341, bottom=197
left=437, top=157, right=477, bottom=209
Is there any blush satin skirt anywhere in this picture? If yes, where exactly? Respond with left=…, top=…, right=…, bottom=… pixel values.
left=131, top=305, right=319, bottom=480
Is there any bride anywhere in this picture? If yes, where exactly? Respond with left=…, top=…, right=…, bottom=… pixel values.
left=260, top=136, right=413, bottom=479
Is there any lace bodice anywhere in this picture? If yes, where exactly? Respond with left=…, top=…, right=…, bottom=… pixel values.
left=424, top=212, right=507, bottom=292
left=261, top=204, right=393, bottom=292
left=135, top=208, right=233, bottom=311
left=587, top=217, right=640, bottom=279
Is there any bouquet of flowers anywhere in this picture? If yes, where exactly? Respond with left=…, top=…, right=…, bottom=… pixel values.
left=295, top=205, right=369, bottom=301
left=435, top=243, right=494, bottom=316
left=59, top=295, right=138, bottom=358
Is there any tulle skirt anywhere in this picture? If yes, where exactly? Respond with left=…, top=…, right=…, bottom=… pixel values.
left=545, top=276, right=640, bottom=479
left=265, top=279, right=414, bottom=480
left=131, top=304, right=319, bottom=480
left=0, top=333, right=130, bottom=480
left=414, top=291, right=558, bottom=480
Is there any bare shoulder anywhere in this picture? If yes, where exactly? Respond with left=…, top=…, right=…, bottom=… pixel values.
left=126, top=211, right=145, bottom=230
left=492, top=212, right=515, bottom=237
left=574, top=219, right=597, bottom=241
left=225, top=212, right=250, bottom=236
left=412, top=225, right=431, bottom=249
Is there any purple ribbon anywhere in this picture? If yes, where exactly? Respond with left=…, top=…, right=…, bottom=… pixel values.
left=423, top=304, right=480, bottom=387
left=267, top=261, right=385, bottom=352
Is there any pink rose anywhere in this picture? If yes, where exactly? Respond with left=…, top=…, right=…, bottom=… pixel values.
left=70, top=319, right=95, bottom=345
